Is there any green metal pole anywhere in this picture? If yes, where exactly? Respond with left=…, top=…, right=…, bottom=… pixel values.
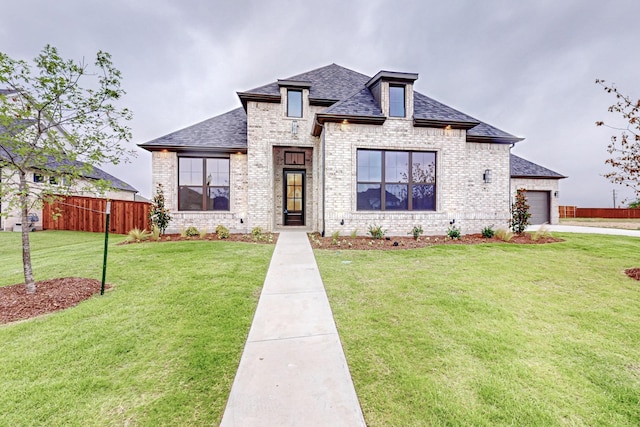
left=101, top=201, right=111, bottom=295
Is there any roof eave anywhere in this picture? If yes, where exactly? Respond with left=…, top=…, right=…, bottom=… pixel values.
left=309, top=97, right=338, bottom=107
left=312, top=113, right=386, bottom=136
left=511, top=174, right=568, bottom=180
left=413, top=118, right=480, bottom=130
left=236, top=91, right=281, bottom=110
left=137, top=143, right=247, bottom=154
left=467, top=135, right=525, bottom=144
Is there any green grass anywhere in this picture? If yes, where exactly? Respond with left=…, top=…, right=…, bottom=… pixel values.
left=316, top=234, right=640, bottom=426
left=0, top=231, right=273, bottom=426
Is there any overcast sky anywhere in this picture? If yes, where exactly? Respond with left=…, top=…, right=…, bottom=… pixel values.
left=2, top=0, right=638, bottom=206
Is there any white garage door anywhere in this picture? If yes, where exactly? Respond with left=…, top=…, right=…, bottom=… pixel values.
left=526, top=191, right=550, bottom=224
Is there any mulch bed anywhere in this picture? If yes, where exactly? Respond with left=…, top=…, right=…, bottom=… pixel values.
left=625, top=268, right=640, bottom=281
left=119, top=233, right=278, bottom=245
left=309, top=232, right=563, bottom=250
left=0, top=277, right=109, bottom=324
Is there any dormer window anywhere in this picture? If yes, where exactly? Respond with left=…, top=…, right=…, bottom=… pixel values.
left=287, top=89, right=302, bottom=118
left=389, top=85, right=405, bottom=117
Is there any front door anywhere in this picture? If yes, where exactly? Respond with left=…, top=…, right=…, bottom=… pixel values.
left=284, top=170, right=304, bottom=226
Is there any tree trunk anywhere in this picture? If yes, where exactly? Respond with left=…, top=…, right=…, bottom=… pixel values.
left=19, top=172, right=36, bottom=294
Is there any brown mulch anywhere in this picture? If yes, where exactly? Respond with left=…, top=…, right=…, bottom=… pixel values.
left=625, top=268, right=640, bottom=281
left=309, top=232, right=563, bottom=250
left=0, top=277, right=109, bottom=324
left=118, top=233, right=278, bottom=245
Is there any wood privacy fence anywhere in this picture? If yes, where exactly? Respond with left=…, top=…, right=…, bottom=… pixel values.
left=559, top=205, right=640, bottom=219
left=43, top=196, right=151, bottom=234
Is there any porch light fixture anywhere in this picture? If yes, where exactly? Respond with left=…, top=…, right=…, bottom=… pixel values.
left=292, top=120, right=298, bottom=135
left=340, top=219, right=344, bottom=225
left=483, top=169, right=492, bottom=183
left=554, top=191, right=559, bottom=198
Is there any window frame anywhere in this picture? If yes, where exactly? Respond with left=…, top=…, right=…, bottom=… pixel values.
left=178, top=156, right=230, bottom=211
left=356, top=149, right=436, bottom=211
left=389, top=84, right=406, bottom=117
left=287, top=89, right=303, bottom=118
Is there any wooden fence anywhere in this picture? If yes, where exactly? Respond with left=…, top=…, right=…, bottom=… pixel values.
left=43, top=196, right=151, bottom=234
left=559, top=205, right=640, bottom=219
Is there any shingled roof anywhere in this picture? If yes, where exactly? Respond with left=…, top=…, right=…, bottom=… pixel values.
left=511, top=154, right=566, bottom=179
left=140, top=107, right=247, bottom=152
left=141, top=63, right=523, bottom=150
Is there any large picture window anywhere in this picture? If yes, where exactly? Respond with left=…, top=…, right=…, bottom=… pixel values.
left=178, top=157, right=230, bottom=211
left=357, top=149, right=436, bottom=211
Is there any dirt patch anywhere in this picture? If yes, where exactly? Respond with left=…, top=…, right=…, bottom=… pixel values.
left=625, top=268, right=640, bottom=281
left=1, top=277, right=109, bottom=324
left=309, top=232, right=563, bottom=250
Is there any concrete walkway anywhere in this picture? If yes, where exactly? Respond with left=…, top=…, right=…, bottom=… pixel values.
left=527, top=224, right=640, bottom=237
left=220, top=231, right=366, bottom=427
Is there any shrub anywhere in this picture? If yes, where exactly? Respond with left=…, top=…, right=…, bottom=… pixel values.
left=251, top=227, right=263, bottom=237
left=368, top=224, right=386, bottom=239
left=530, top=224, right=552, bottom=241
left=148, top=183, right=171, bottom=234
left=495, top=228, right=513, bottom=242
left=331, top=230, right=341, bottom=245
left=150, top=225, right=161, bottom=241
left=184, top=226, right=199, bottom=237
left=126, top=228, right=150, bottom=242
left=509, top=188, right=531, bottom=234
left=409, top=225, right=423, bottom=240
left=481, top=225, right=495, bottom=239
left=350, top=228, right=358, bottom=238
left=216, top=224, right=230, bottom=239
left=447, top=220, right=461, bottom=240
left=199, top=227, right=208, bottom=239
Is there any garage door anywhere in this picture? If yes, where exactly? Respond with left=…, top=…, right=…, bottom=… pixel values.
left=526, top=191, right=550, bottom=224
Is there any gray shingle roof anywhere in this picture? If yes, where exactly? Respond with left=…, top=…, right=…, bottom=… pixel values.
left=139, top=107, right=247, bottom=151
left=511, top=154, right=566, bottom=179
left=0, top=143, right=137, bottom=192
left=141, top=64, right=523, bottom=150
left=244, top=63, right=370, bottom=102
left=0, top=88, right=17, bottom=95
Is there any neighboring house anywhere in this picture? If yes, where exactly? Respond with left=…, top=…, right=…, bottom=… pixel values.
left=0, top=140, right=138, bottom=232
left=140, top=63, right=564, bottom=235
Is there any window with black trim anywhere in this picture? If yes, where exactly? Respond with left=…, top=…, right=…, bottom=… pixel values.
left=178, top=157, right=230, bottom=211
left=389, top=85, right=405, bottom=117
left=287, top=89, right=302, bottom=117
left=357, top=149, right=436, bottom=211
left=34, top=173, right=45, bottom=183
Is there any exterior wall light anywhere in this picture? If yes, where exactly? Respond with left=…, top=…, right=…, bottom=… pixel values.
left=554, top=191, right=559, bottom=198
left=292, top=120, right=298, bottom=135
left=483, top=169, right=492, bottom=183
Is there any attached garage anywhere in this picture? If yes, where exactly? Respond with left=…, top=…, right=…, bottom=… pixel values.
left=510, top=154, right=566, bottom=225
left=526, top=190, right=551, bottom=224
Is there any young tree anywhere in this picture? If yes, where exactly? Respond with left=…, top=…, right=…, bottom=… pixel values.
left=595, top=79, right=640, bottom=200
left=0, top=45, right=134, bottom=293
left=509, top=188, right=531, bottom=234
left=149, top=183, right=171, bottom=234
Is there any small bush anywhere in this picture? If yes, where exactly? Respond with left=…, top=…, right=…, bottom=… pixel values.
left=495, top=228, right=513, bottom=242
left=350, top=228, right=358, bottom=238
left=481, top=225, right=495, bottom=239
left=530, top=224, right=552, bottom=241
left=408, top=225, right=423, bottom=240
left=150, top=225, right=161, bottom=241
left=368, top=224, right=386, bottom=239
left=199, top=227, right=208, bottom=239
left=184, top=226, right=199, bottom=237
left=127, top=228, right=150, bottom=242
left=216, top=224, right=230, bottom=239
left=447, top=220, right=461, bottom=240
left=251, top=227, right=263, bottom=237
left=331, top=230, right=341, bottom=245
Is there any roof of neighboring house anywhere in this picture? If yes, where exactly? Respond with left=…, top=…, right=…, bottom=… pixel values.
left=140, top=63, right=523, bottom=150
left=0, top=135, right=138, bottom=193
left=140, top=107, right=247, bottom=151
left=511, top=154, right=566, bottom=179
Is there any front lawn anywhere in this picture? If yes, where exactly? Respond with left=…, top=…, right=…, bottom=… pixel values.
left=0, top=231, right=273, bottom=426
left=316, top=234, right=640, bottom=426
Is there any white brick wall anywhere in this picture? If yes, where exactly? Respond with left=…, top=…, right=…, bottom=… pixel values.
left=511, top=178, right=561, bottom=224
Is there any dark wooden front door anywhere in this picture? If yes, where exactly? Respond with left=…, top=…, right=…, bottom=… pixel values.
left=284, top=170, right=304, bottom=226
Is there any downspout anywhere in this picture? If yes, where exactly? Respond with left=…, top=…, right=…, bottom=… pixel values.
left=321, top=127, right=326, bottom=237
left=509, top=143, right=515, bottom=215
